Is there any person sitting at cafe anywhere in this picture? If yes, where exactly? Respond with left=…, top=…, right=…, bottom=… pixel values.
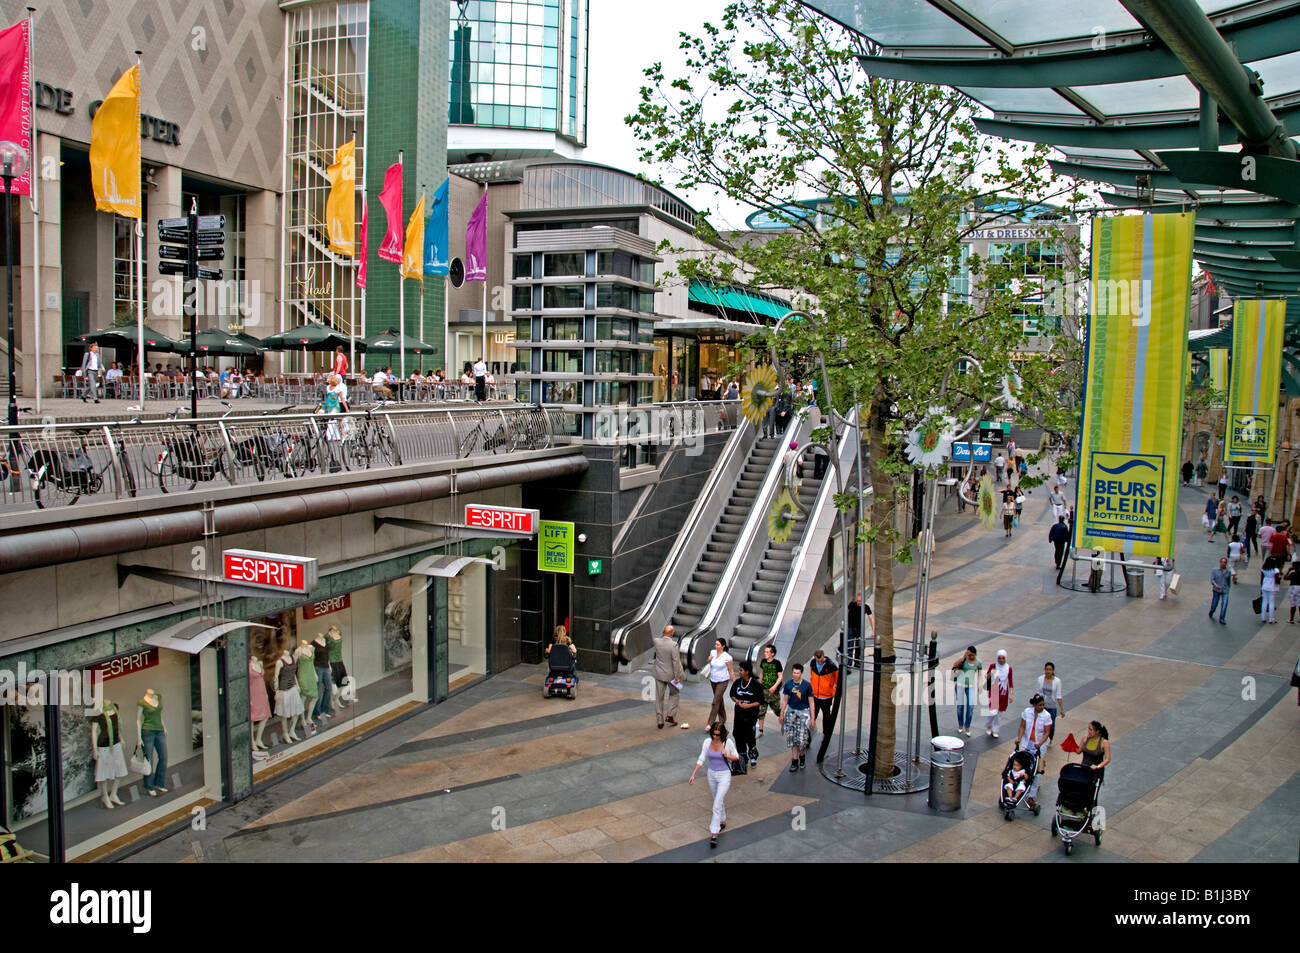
left=372, top=367, right=394, bottom=401
left=104, top=362, right=124, bottom=398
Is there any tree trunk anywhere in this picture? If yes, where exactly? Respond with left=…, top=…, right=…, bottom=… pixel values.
left=867, top=401, right=897, bottom=777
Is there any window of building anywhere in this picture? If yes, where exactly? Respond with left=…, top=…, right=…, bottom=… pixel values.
left=636, top=322, right=654, bottom=345
left=513, top=350, right=532, bottom=372
left=596, top=317, right=631, bottom=341
left=514, top=317, right=532, bottom=341
left=542, top=349, right=582, bottom=373
left=595, top=380, right=636, bottom=405
left=512, top=285, right=534, bottom=310
left=595, top=350, right=634, bottom=374
left=543, top=284, right=585, bottom=309
left=542, top=317, right=582, bottom=341
left=513, top=254, right=533, bottom=279
left=542, top=252, right=584, bottom=277
left=543, top=380, right=582, bottom=404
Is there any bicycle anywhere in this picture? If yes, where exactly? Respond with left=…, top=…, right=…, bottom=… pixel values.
left=342, top=402, right=401, bottom=469
left=149, top=403, right=234, bottom=492
left=24, top=424, right=135, bottom=508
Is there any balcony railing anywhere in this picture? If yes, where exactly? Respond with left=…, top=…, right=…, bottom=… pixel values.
left=0, top=404, right=560, bottom=513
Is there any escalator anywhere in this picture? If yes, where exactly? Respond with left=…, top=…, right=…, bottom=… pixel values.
left=678, top=407, right=862, bottom=672
left=610, top=419, right=756, bottom=665
left=669, top=437, right=781, bottom=632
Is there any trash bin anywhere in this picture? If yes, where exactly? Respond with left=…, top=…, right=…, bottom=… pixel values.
left=1125, top=567, right=1144, bottom=597
left=928, top=735, right=965, bottom=812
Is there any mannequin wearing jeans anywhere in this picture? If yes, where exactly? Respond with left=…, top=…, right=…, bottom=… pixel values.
left=312, top=635, right=333, bottom=720
left=137, top=689, right=169, bottom=796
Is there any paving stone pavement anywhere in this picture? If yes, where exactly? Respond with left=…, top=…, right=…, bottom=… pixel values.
left=126, top=472, right=1300, bottom=863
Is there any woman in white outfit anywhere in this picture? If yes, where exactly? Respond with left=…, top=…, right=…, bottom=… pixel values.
left=1260, top=562, right=1281, bottom=623
left=689, top=723, right=741, bottom=848
left=984, top=649, right=1013, bottom=738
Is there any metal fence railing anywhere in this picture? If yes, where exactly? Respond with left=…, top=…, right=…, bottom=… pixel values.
left=0, top=404, right=558, bottom=512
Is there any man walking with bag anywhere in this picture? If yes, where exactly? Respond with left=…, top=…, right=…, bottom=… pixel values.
left=653, top=625, right=686, bottom=729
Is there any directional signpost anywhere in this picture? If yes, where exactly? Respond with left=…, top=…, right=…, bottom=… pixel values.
left=158, top=206, right=226, bottom=417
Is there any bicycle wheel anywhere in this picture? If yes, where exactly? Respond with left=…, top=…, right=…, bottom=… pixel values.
left=375, top=428, right=400, bottom=466
left=343, top=435, right=369, bottom=470
left=289, top=439, right=314, bottom=476
left=216, top=449, right=233, bottom=484
left=118, top=451, right=137, bottom=498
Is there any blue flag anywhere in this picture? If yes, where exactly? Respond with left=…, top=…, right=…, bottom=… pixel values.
left=424, top=178, right=450, bottom=276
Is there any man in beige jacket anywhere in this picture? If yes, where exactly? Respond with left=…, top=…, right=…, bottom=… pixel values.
left=653, top=625, right=687, bottom=729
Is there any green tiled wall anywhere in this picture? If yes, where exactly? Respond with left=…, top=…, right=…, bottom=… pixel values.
left=363, top=0, right=449, bottom=374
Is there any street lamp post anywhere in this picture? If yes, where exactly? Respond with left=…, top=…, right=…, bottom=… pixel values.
left=1, top=140, right=30, bottom=427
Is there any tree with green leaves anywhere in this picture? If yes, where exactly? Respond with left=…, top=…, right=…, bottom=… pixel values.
left=629, top=0, right=1083, bottom=776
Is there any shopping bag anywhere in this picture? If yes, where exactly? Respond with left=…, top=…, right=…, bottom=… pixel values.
left=1168, top=573, right=1181, bottom=594
left=129, top=746, right=151, bottom=775
left=1251, top=595, right=1262, bottom=615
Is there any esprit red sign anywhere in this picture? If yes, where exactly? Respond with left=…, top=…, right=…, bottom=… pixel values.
left=222, top=549, right=318, bottom=595
left=89, top=648, right=159, bottom=683
left=304, top=594, right=351, bottom=619
left=464, top=504, right=541, bottom=534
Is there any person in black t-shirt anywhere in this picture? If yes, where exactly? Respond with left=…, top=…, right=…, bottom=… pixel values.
left=730, top=661, right=764, bottom=765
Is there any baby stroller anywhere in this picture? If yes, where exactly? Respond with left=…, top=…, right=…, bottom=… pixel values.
left=1050, top=763, right=1103, bottom=855
left=543, top=646, right=578, bottom=699
left=998, top=749, right=1040, bottom=820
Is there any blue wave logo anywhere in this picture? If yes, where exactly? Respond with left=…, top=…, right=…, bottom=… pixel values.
left=1095, top=459, right=1159, bottom=475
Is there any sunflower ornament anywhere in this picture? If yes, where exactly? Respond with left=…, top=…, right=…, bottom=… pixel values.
left=903, top=410, right=956, bottom=470
left=767, top=487, right=799, bottom=543
left=742, top=366, right=779, bottom=426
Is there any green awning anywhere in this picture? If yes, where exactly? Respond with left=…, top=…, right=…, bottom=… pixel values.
left=688, top=280, right=791, bottom=322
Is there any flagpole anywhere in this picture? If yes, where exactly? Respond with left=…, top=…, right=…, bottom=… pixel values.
left=397, top=150, right=404, bottom=384
left=346, top=129, right=355, bottom=377
left=26, top=7, right=40, bottom=414
left=359, top=187, right=366, bottom=378
left=133, top=50, right=145, bottom=410
left=480, top=182, right=487, bottom=382
left=442, top=275, right=449, bottom=390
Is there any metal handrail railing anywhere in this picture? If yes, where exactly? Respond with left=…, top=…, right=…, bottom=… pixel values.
left=0, top=404, right=560, bottom=513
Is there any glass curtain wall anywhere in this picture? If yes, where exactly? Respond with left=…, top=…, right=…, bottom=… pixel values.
left=283, top=2, right=367, bottom=368
left=448, top=0, right=586, bottom=145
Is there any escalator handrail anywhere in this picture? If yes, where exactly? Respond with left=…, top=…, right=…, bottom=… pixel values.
left=746, top=407, right=864, bottom=664
left=678, top=409, right=811, bottom=673
left=610, top=418, right=754, bottom=664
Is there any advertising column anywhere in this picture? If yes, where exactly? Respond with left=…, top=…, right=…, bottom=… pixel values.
left=1074, top=212, right=1194, bottom=558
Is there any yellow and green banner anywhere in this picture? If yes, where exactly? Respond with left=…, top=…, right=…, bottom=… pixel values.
left=1074, top=212, right=1193, bottom=557
left=1225, top=299, right=1285, bottom=463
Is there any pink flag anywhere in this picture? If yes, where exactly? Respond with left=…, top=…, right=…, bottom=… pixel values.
left=357, top=202, right=368, bottom=290
left=0, top=20, right=33, bottom=197
left=465, top=191, right=487, bottom=282
left=377, top=160, right=403, bottom=264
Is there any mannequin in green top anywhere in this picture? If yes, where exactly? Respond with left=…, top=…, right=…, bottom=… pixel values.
left=327, top=625, right=349, bottom=709
left=295, top=642, right=318, bottom=734
left=137, top=688, right=169, bottom=796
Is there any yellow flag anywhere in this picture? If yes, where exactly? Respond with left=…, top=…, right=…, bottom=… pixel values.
left=326, top=138, right=355, bottom=257
left=402, top=194, right=425, bottom=281
left=89, top=64, right=141, bottom=218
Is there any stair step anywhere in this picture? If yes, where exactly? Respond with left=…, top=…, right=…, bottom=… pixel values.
left=752, top=580, right=784, bottom=594
left=734, top=625, right=767, bottom=639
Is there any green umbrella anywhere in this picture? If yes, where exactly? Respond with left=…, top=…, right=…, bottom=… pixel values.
left=190, top=328, right=266, bottom=357
left=259, top=323, right=360, bottom=352
left=361, top=328, right=437, bottom=354
left=80, top=323, right=183, bottom=353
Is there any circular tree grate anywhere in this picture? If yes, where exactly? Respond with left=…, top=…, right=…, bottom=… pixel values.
left=819, top=751, right=929, bottom=794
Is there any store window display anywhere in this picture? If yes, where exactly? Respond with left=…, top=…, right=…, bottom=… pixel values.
left=249, top=657, right=271, bottom=753
left=312, top=634, right=332, bottom=721
left=89, top=700, right=128, bottom=809
left=274, top=646, right=304, bottom=742
left=295, top=640, right=319, bottom=735
left=327, top=625, right=350, bottom=711
left=137, top=689, right=168, bottom=797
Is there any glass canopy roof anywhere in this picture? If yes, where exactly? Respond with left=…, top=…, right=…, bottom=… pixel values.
left=801, top=0, right=1300, bottom=303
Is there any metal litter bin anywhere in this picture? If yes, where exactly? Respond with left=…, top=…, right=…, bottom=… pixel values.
left=928, top=735, right=965, bottom=812
left=1125, top=567, right=1144, bottom=597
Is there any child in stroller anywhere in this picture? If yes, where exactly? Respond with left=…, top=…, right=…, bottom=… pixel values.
left=544, top=627, right=579, bottom=699
left=999, top=749, right=1040, bottom=819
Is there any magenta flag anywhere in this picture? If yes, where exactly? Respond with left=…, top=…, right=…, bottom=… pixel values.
left=0, top=20, right=33, bottom=197
left=465, top=191, right=487, bottom=282
left=377, top=161, right=403, bottom=264
left=356, top=202, right=368, bottom=290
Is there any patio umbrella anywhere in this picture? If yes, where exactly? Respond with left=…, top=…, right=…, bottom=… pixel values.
left=190, top=328, right=266, bottom=357
left=80, top=323, right=182, bottom=354
left=259, top=323, right=359, bottom=352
